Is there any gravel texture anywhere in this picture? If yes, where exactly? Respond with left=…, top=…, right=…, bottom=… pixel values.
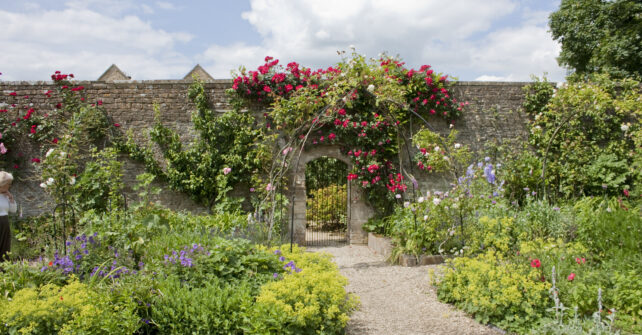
left=309, top=245, right=502, bottom=335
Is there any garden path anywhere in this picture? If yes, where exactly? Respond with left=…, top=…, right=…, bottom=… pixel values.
left=309, top=245, right=502, bottom=335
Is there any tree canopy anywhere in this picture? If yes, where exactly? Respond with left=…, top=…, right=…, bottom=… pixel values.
left=549, top=0, right=642, bottom=79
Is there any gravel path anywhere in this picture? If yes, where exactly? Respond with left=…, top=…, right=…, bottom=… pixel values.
left=309, top=245, right=502, bottom=335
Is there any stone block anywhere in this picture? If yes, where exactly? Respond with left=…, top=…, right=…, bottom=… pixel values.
left=398, top=254, right=417, bottom=267
left=418, top=254, right=446, bottom=265
left=367, top=233, right=393, bottom=258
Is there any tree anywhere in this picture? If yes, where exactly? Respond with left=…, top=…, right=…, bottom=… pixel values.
left=549, top=0, right=642, bottom=79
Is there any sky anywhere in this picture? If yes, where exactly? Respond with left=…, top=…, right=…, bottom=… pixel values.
left=0, top=0, right=567, bottom=82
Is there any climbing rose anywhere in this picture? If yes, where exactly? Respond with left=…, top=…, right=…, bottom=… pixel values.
left=567, top=273, right=575, bottom=281
left=531, top=259, right=541, bottom=268
left=623, top=189, right=630, bottom=197
left=0, top=143, right=6, bottom=154
left=222, top=167, right=232, bottom=175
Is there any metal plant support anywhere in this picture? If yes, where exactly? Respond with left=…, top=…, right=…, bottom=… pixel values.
left=51, top=200, right=76, bottom=255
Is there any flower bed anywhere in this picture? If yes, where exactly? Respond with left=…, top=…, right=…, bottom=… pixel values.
left=1, top=208, right=357, bottom=334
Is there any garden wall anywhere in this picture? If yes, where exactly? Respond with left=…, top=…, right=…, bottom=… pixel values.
left=1, top=79, right=533, bottom=218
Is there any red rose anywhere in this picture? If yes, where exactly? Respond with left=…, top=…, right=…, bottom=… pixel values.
left=567, top=273, right=575, bottom=281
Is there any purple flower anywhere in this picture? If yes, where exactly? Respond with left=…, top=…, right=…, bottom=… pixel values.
left=273, top=273, right=279, bottom=278
left=274, top=249, right=281, bottom=255
left=279, top=256, right=285, bottom=262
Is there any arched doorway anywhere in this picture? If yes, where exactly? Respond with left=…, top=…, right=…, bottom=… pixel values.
left=304, top=157, right=349, bottom=246
left=290, top=145, right=372, bottom=246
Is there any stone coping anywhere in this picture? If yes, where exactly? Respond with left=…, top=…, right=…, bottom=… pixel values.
left=0, top=80, right=541, bottom=86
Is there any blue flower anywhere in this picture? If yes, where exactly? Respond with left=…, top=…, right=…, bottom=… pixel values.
left=274, top=249, right=281, bottom=255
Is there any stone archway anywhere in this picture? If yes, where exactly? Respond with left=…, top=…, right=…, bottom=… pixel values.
left=290, top=145, right=373, bottom=245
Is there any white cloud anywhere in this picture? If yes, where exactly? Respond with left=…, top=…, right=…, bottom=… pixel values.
left=200, top=0, right=565, bottom=81
left=0, top=5, right=193, bottom=80
left=471, top=25, right=564, bottom=82
left=156, top=1, right=176, bottom=10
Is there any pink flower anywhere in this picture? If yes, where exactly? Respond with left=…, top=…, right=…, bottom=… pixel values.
left=31, top=158, right=41, bottom=163
left=97, top=100, right=103, bottom=106
left=623, top=189, right=630, bottom=197
left=0, top=143, right=6, bottom=154
left=530, top=259, right=541, bottom=268
left=263, top=86, right=271, bottom=93
left=223, top=167, right=232, bottom=175
left=113, top=123, right=121, bottom=127
left=266, top=183, right=274, bottom=191
left=328, top=133, right=336, bottom=140
left=567, top=273, right=575, bottom=281
left=347, top=173, right=358, bottom=181
left=52, top=138, right=58, bottom=144
left=9, top=92, right=17, bottom=96
left=575, top=257, right=586, bottom=265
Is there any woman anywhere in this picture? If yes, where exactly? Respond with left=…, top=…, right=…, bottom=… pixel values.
left=0, top=171, right=17, bottom=261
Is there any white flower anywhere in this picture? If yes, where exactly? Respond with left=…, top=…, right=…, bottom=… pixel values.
left=349, top=44, right=355, bottom=50
left=39, top=183, right=47, bottom=189
left=423, top=215, right=429, bottom=221
left=454, top=143, right=461, bottom=149
left=46, top=177, right=54, bottom=185
left=45, top=148, right=55, bottom=157
left=395, top=194, right=401, bottom=199
left=449, top=123, right=454, bottom=129
left=621, top=124, right=629, bottom=132
left=403, top=201, right=410, bottom=208
left=432, top=198, right=441, bottom=206
left=426, top=191, right=431, bottom=198
left=69, top=176, right=76, bottom=185
left=443, top=156, right=449, bottom=161
left=417, top=197, right=424, bottom=203
left=60, top=151, right=66, bottom=158
left=367, top=84, right=375, bottom=93
left=434, top=146, right=440, bottom=152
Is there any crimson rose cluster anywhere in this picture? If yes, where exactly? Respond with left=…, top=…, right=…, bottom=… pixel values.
left=229, top=54, right=466, bottom=199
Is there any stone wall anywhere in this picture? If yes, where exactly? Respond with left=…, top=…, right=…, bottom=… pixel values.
left=1, top=79, right=533, bottom=241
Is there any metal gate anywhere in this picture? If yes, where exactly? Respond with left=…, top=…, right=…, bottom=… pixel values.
left=305, top=157, right=349, bottom=246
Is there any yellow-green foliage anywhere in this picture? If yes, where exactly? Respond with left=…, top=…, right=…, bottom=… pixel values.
left=436, top=250, right=551, bottom=333
left=246, top=245, right=358, bottom=334
left=465, top=216, right=524, bottom=256
left=0, top=279, right=139, bottom=334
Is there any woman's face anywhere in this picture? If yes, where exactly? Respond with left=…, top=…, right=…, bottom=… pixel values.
left=0, top=182, right=11, bottom=193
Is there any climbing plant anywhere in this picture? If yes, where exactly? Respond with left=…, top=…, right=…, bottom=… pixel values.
left=229, top=50, right=467, bottom=215
left=121, top=79, right=272, bottom=212
left=522, top=73, right=641, bottom=198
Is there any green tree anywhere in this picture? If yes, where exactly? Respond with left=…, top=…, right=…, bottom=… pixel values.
left=549, top=0, right=642, bottom=79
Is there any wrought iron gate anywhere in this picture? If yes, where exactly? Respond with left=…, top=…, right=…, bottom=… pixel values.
left=305, top=157, right=349, bottom=246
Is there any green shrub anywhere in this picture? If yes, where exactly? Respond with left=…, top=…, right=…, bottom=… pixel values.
left=0, top=279, right=139, bottom=334
left=151, top=276, right=253, bottom=335
left=436, top=250, right=551, bottom=333
left=513, top=199, right=575, bottom=242
left=573, top=197, right=642, bottom=259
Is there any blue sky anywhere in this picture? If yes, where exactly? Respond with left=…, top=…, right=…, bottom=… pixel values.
left=0, top=0, right=566, bottom=82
